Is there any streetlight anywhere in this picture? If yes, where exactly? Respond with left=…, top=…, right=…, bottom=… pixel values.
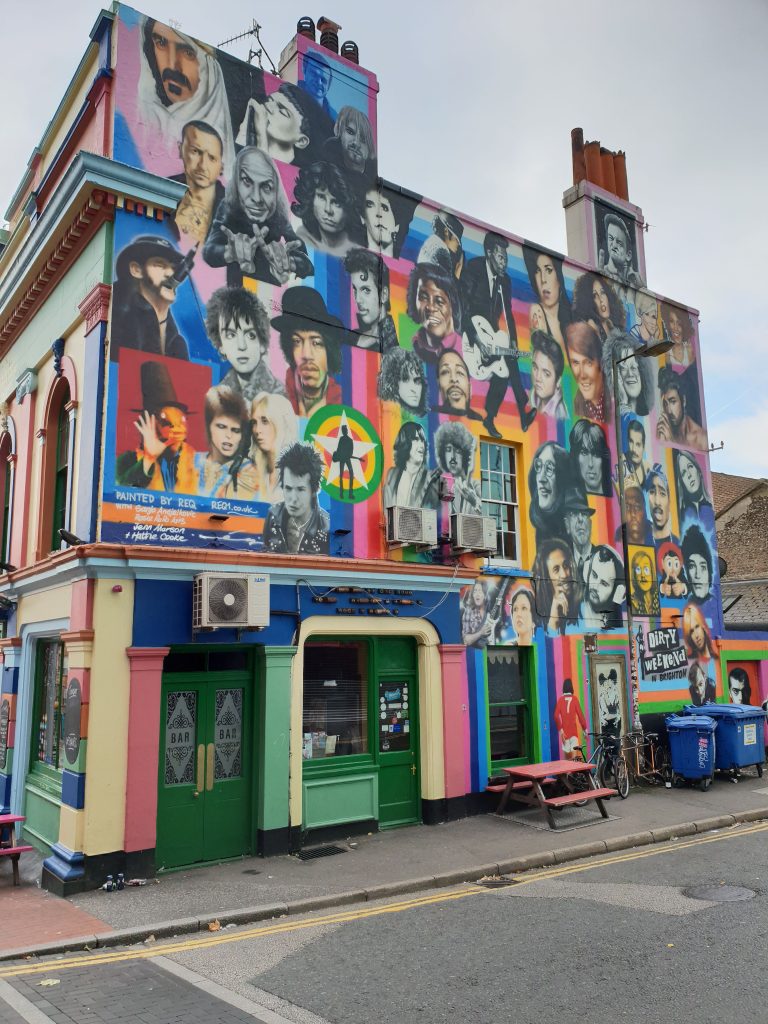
left=611, top=337, right=673, bottom=731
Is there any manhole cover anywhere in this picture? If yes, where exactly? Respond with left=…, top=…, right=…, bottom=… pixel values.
left=684, top=884, right=756, bottom=902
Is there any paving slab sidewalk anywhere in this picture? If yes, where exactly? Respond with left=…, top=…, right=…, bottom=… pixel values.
left=4, top=775, right=768, bottom=961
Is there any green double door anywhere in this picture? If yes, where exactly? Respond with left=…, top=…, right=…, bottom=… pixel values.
left=157, top=652, right=254, bottom=869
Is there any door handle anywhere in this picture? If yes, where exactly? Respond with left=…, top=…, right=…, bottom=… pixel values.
left=206, top=743, right=214, bottom=791
left=195, top=744, right=204, bottom=795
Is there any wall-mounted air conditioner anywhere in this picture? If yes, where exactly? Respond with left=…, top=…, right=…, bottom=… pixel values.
left=386, top=505, right=438, bottom=550
left=450, top=513, right=497, bottom=554
left=192, top=572, right=270, bottom=630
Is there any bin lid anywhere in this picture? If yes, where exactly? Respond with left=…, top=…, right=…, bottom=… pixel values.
left=682, top=703, right=766, bottom=719
left=666, top=714, right=717, bottom=731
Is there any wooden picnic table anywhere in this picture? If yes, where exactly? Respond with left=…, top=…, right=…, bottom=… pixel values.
left=489, top=760, right=617, bottom=830
left=0, top=814, right=34, bottom=886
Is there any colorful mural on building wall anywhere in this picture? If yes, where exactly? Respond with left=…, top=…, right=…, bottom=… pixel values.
left=102, top=5, right=722, bottom=738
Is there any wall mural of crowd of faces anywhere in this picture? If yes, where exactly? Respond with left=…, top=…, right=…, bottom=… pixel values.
left=104, top=6, right=721, bottom=710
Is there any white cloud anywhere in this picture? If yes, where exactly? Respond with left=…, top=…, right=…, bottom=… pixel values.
left=710, top=408, right=768, bottom=477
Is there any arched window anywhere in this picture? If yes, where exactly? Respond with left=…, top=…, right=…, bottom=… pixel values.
left=0, top=432, right=12, bottom=561
left=51, top=402, right=70, bottom=551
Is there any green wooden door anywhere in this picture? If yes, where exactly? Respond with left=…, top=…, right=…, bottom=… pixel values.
left=158, top=667, right=252, bottom=868
left=376, top=639, right=419, bottom=828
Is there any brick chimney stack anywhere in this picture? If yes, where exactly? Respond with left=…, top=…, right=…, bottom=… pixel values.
left=571, top=127, right=629, bottom=202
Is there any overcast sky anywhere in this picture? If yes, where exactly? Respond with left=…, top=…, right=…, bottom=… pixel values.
left=2, top=0, right=766, bottom=478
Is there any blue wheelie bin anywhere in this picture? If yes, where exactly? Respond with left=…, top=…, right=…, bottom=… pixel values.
left=683, top=704, right=766, bottom=776
left=666, top=714, right=717, bottom=791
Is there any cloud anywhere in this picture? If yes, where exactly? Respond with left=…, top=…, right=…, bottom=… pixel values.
left=709, top=407, right=768, bottom=477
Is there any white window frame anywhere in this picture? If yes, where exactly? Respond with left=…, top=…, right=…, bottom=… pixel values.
left=480, top=441, right=520, bottom=567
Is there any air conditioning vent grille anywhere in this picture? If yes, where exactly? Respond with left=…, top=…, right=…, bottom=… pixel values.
left=397, top=507, right=426, bottom=543
left=208, top=577, right=248, bottom=623
left=193, top=573, right=270, bottom=630
left=458, top=514, right=485, bottom=550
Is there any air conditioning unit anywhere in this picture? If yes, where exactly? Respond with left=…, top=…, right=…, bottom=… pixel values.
left=450, top=513, right=497, bottom=554
left=386, top=505, right=438, bottom=549
left=192, top=573, right=270, bottom=630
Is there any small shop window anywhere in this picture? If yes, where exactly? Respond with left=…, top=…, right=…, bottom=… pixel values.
left=487, top=647, right=527, bottom=764
left=32, top=639, right=68, bottom=772
left=303, top=641, right=368, bottom=759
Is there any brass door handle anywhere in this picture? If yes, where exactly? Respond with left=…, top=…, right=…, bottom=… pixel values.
left=195, top=744, right=204, bottom=794
left=206, top=743, right=214, bottom=791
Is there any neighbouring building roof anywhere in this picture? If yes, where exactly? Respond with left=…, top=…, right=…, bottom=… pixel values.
left=712, top=471, right=764, bottom=517
left=713, top=472, right=768, bottom=629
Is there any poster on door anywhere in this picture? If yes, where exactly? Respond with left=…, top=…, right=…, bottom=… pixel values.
left=379, top=681, right=410, bottom=752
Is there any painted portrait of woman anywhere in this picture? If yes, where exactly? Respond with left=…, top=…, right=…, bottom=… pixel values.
left=523, top=246, right=572, bottom=351
left=572, top=273, right=625, bottom=341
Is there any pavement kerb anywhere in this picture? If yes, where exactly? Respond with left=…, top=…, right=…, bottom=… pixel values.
left=4, top=805, right=768, bottom=964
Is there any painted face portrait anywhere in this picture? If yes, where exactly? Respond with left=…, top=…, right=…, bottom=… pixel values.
left=679, top=452, right=702, bottom=498
left=131, top=256, right=178, bottom=305
left=535, top=254, right=560, bottom=309
left=364, top=191, right=397, bottom=249
left=570, top=349, right=602, bottom=405
left=304, top=61, right=331, bottom=102
left=632, top=552, right=653, bottom=593
left=291, top=330, right=329, bottom=392
left=251, top=407, right=277, bottom=453
left=639, top=299, right=659, bottom=340
left=488, top=243, right=508, bottom=277
left=547, top=547, right=573, bottom=597
left=151, top=23, right=200, bottom=104
left=313, top=186, right=346, bottom=238
left=532, top=349, right=557, bottom=402
left=417, top=279, right=454, bottom=339
left=408, top=432, right=426, bottom=465
left=648, top=476, right=670, bottom=532
left=625, top=488, right=647, bottom=544
left=619, top=350, right=642, bottom=401
left=511, top=592, right=534, bottom=641
left=443, top=442, right=464, bottom=477
left=668, top=309, right=684, bottom=345
left=606, top=221, right=629, bottom=272
left=209, top=415, right=242, bottom=462
left=663, top=552, right=681, bottom=579
left=180, top=126, right=223, bottom=190
left=157, top=405, right=188, bottom=451
left=282, top=467, right=314, bottom=522
left=686, top=553, right=711, bottom=601
left=565, top=509, right=592, bottom=549
left=534, top=445, right=557, bottom=511
left=351, top=271, right=381, bottom=331
left=592, top=280, right=611, bottom=322
left=627, top=427, right=645, bottom=467
left=437, top=351, right=470, bottom=411
left=236, top=150, right=278, bottom=225
left=218, top=315, right=263, bottom=376
left=588, top=556, right=616, bottom=609
left=398, top=366, right=424, bottom=410
left=661, top=388, right=685, bottom=431
left=728, top=672, right=750, bottom=705
left=340, top=118, right=371, bottom=173
left=264, top=91, right=307, bottom=149
left=578, top=447, right=602, bottom=493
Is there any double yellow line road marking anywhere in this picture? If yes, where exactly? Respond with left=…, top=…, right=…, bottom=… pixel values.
left=3, top=820, right=766, bottom=979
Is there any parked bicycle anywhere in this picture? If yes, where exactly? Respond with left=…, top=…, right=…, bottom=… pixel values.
left=621, top=730, right=671, bottom=787
left=571, top=731, right=630, bottom=799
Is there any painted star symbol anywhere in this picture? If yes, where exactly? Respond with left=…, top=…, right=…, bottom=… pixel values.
left=311, top=410, right=377, bottom=491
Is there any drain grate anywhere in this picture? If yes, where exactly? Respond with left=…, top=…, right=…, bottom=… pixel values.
left=684, top=884, right=757, bottom=902
left=296, top=843, right=348, bottom=862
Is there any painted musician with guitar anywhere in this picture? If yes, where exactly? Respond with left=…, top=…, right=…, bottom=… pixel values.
left=461, top=578, right=506, bottom=648
left=461, top=232, right=537, bottom=436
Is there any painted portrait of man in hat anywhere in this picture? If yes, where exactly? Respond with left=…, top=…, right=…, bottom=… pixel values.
left=111, top=235, right=191, bottom=361
left=115, top=361, right=197, bottom=493
left=271, top=287, right=346, bottom=417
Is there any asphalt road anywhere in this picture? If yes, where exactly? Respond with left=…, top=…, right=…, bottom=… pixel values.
left=3, top=823, right=768, bottom=1024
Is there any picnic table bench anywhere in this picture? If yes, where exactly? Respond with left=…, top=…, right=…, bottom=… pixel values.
left=486, top=760, right=617, bottom=830
left=0, top=814, right=33, bottom=886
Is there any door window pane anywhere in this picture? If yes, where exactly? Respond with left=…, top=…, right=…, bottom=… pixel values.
left=35, top=641, right=67, bottom=769
left=303, top=642, right=368, bottom=758
left=214, top=688, right=243, bottom=780
left=487, top=647, right=527, bottom=764
left=165, top=690, right=197, bottom=785
left=378, top=680, right=411, bottom=752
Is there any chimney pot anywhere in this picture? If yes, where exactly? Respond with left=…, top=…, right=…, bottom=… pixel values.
left=571, top=128, right=586, bottom=186
left=340, top=40, right=359, bottom=64
left=600, top=147, right=617, bottom=194
left=584, top=140, right=603, bottom=189
left=296, top=17, right=316, bottom=40
left=613, top=151, right=629, bottom=201
left=317, top=16, right=341, bottom=52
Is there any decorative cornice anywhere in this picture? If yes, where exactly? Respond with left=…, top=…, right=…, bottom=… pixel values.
left=0, top=189, right=116, bottom=352
left=78, top=282, right=112, bottom=333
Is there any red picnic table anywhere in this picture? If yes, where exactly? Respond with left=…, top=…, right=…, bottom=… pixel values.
left=0, top=814, right=34, bottom=886
left=488, top=759, right=617, bottom=830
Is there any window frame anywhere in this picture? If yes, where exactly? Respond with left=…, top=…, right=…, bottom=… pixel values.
left=29, top=638, right=68, bottom=789
left=485, top=645, right=533, bottom=772
left=480, top=440, right=521, bottom=567
left=51, top=402, right=70, bottom=552
left=302, top=638, right=373, bottom=769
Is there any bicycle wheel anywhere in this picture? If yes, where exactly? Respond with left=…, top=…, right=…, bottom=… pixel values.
left=655, top=743, right=672, bottom=786
left=614, top=755, right=630, bottom=799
